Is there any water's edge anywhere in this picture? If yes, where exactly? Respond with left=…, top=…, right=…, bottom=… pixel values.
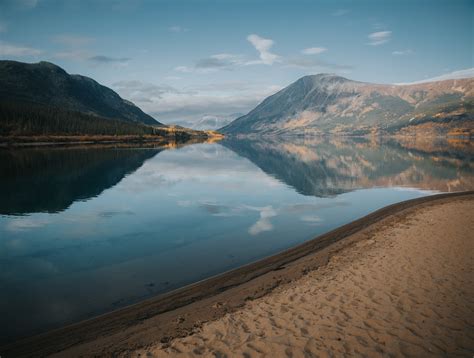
left=3, top=190, right=473, bottom=357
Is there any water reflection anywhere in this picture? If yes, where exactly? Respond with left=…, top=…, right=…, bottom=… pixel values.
left=0, top=146, right=163, bottom=215
left=1, top=138, right=472, bottom=216
left=222, top=136, right=474, bottom=196
left=0, top=137, right=472, bottom=343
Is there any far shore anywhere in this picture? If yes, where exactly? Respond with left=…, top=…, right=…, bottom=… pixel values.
left=1, top=191, right=473, bottom=357
left=0, top=132, right=224, bottom=148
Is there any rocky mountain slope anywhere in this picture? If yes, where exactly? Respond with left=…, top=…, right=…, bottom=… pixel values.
left=0, top=60, right=161, bottom=127
left=221, top=74, right=473, bottom=136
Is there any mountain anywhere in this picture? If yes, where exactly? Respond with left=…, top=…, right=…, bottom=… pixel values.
left=0, top=60, right=170, bottom=137
left=0, top=60, right=161, bottom=126
left=221, top=74, right=474, bottom=136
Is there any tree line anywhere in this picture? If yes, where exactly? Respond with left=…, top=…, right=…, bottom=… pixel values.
left=0, top=100, right=159, bottom=136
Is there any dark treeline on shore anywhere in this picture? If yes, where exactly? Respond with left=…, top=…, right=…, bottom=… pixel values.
left=0, top=101, right=160, bottom=136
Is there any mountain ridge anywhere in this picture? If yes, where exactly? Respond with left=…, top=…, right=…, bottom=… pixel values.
left=221, top=73, right=473, bottom=136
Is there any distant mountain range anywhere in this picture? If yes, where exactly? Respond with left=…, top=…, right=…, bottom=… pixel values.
left=221, top=74, right=473, bottom=136
left=189, top=113, right=244, bottom=131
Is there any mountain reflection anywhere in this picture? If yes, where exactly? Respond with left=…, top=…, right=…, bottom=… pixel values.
left=1, top=137, right=472, bottom=216
left=222, top=137, right=474, bottom=197
left=0, top=146, right=163, bottom=215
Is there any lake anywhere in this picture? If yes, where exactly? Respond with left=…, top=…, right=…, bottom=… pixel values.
left=0, top=137, right=472, bottom=343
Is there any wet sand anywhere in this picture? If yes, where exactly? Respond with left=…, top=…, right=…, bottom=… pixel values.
left=2, top=192, right=473, bottom=357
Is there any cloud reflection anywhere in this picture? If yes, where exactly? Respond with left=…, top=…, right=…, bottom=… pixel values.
left=248, top=206, right=277, bottom=236
left=6, top=217, right=50, bottom=232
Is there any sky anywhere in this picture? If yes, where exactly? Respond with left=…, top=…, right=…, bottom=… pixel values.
left=0, top=0, right=473, bottom=128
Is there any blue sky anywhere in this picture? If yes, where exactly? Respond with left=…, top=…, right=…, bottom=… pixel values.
left=0, top=0, right=472, bottom=127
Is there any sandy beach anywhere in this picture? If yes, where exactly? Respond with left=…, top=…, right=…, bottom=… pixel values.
left=2, top=192, right=473, bottom=357
left=133, top=194, right=474, bottom=357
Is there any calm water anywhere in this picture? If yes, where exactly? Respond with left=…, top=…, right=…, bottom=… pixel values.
left=0, top=137, right=473, bottom=343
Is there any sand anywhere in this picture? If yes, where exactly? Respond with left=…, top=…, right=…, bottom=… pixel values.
left=2, top=193, right=473, bottom=357
left=134, top=196, right=474, bottom=357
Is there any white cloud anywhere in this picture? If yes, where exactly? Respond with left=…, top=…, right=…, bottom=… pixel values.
left=367, top=31, right=391, bottom=46
left=175, top=53, right=246, bottom=73
left=113, top=79, right=282, bottom=128
left=88, top=55, right=130, bottom=65
left=52, top=50, right=131, bottom=65
left=392, top=49, right=413, bottom=56
left=169, top=26, right=188, bottom=33
left=301, top=47, right=327, bottom=55
left=51, top=33, right=128, bottom=66
left=246, top=34, right=281, bottom=65
left=174, top=34, right=281, bottom=74
left=195, top=53, right=246, bottom=71
left=395, top=68, right=474, bottom=85
left=113, top=80, right=181, bottom=102
left=174, top=34, right=282, bottom=73
left=0, top=41, right=42, bottom=57
left=146, top=85, right=280, bottom=122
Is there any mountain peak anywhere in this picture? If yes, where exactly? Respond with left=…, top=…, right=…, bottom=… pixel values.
left=37, top=61, right=63, bottom=68
left=291, top=73, right=354, bottom=92
left=35, top=61, right=69, bottom=75
left=301, top=73, right=351, bottom=84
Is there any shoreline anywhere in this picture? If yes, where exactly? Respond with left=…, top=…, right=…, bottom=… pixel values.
left=0, top=133, right=223, bottom=148
left=142, top=190, right=474, bottom=357
left=1, top=191, right=473, bottom=357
